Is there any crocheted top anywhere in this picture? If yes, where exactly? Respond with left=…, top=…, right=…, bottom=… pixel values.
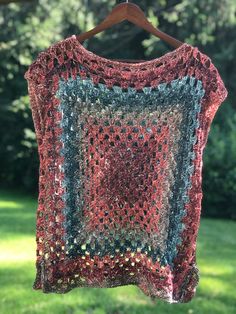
left=24, top=35, right=227, bottom=303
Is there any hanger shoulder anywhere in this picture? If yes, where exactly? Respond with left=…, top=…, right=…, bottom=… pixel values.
left=76, top=3, right=183, bottom=48
left=125, top=3, right=183, bottom=48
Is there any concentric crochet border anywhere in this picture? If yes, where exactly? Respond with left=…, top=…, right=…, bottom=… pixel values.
left=24, top=35, right=228, bottom=303
left=56, top=74, right=204, bottom=269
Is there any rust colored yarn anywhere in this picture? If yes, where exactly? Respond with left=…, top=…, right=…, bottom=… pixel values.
left=24, top=35, right=227, bottom=303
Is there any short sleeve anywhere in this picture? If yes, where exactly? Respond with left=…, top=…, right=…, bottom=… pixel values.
left=210, top=64, right=228, bottom=107
left=200, top=52, right=228, bottom=110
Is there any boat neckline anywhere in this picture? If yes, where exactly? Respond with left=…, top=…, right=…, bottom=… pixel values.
left=70, top=34, right=196, bottom=69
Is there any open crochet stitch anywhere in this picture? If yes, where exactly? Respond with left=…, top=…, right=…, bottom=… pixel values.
left=24, top=35, right=227, bottom=303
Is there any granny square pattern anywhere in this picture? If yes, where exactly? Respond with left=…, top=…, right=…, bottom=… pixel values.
left=24, top=35, right=227, bottom=303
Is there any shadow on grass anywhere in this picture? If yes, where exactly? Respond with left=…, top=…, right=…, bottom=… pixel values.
left=0, top=188, right=37, bottom=236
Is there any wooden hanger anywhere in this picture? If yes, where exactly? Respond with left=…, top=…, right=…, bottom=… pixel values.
left=76, top=0, right=183, bottom=49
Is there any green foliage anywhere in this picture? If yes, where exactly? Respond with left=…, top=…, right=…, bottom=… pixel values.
left=0, top=96, right=39, bottom=191
left=202, top=103, right=236, bottom=219
left=0, top=0, right=235, bottom=217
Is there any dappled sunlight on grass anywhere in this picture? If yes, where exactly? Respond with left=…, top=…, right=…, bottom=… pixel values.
left=0, top=236, right=35, bottom=262
left=0, top=189, right=236, bottom=314
left=0, top=200, right=23, bottom=209
left=200, top=276, right=235, bottom=297
left=200, top=264, right=235, bottom=276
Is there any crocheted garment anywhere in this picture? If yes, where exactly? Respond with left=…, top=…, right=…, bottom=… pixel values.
left=24, top=35, right=227, bottom=303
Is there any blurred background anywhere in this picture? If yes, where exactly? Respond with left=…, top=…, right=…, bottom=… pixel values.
left=0, top=0, right=235, bottom=313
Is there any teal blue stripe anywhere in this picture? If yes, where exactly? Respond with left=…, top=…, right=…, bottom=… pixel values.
left=55, top=74, right=205, bottom=267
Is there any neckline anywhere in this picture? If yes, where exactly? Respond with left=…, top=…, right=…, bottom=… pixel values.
left=71, top=34, right=194, bottom=70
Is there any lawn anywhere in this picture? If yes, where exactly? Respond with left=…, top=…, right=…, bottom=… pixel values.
left=0, top=188, right=235, bottom=314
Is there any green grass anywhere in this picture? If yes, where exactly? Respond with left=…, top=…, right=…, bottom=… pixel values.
left=0, top=188, right=236, bottom=314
